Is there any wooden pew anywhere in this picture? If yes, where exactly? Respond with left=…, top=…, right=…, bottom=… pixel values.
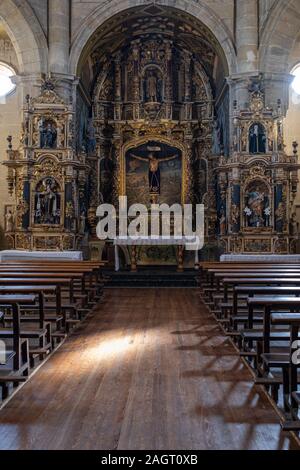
left=0, top=277, right=75, bottom=347
left=0, top=260, right=106, bottom=402
left=233, top=286, right=300, bottom=319
left=0, top=285, right=64, bottom=363
left=0, top=266, right=104, bottom=305
left=0, top=294, right=36, bottom=397
left=199, top=262, right=300, bottom=430
left=261, top=312, right=300, bottom=429
left=221, top=276, right=300, bottom=303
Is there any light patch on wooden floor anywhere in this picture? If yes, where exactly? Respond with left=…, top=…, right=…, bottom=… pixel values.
left=0, top=288, right=298, bottom=450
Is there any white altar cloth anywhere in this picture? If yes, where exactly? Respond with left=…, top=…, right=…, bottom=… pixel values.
left=113, top=236, right=199, bottom=271
left=0, top=250, right=83, bottom=262
left=220, top=254, right=300, bottom=263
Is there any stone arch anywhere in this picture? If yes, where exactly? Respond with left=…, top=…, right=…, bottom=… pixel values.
left=259, top=0, right=300, bottom=72
left=69, top=0, right=237, bottom=76
left=0, top=0, right=47, bottom=74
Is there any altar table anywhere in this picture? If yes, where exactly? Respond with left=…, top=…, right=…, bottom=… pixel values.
left=114, top=237, right=200, bottom=272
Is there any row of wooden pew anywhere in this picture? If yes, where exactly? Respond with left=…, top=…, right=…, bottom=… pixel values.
left=199, top=261, right=300, bottom=433
left=0, top=259, right=107, bottom=401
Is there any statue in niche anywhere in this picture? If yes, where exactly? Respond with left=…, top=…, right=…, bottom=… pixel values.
left=249, top=123, right=266, bottom=154
left=244, top=182, right=270, bottom=228
left=231, top=204, right=240, bottom=227
left=144, top=69, right=162, bottom=103
left=290, top=212, right=299, bottom=236
left=79, top=212, right=86, bottom=235
left=130, top=150, right=178, bottom=195
left=34, top=177, right=60, bottom=225
left=5, top=210, right=14, bottom=232
left=39, top=118, right=57, bottom=149
left=275, top=201, right=287, bottom=232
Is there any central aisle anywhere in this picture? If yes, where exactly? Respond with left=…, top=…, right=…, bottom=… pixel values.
left=0, top=288, right=298, bottom=450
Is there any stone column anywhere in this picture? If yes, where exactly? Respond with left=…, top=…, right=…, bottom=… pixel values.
left=49, top=0, right=70, bottom=75
left=236, top=0, right=258, bottom=74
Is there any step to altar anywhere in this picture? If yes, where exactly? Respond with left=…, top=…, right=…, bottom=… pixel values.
left=104, top=267, right=198, bottom=288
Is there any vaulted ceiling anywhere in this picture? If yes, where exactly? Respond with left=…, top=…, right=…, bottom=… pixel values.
left=77, top=4, right=229, bottom=99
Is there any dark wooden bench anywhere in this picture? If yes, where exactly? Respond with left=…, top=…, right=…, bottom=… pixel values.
left=261, top=312, right=300, bottom=430
left=0, top=294, right=36, bottom=397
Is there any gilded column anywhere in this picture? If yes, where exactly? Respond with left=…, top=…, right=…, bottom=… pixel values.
left=114, top=52, right=122, bottom=120
left=164, top=40, right=173, bottom=119
left=183, top=51, right=192, bottom=120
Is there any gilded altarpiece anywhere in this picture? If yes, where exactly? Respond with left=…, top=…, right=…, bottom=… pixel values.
left=215, top=78, right=300, bottom=254
left=3, top=77, right=90, bottom=251
left=88, top=36, right=215, bottom=264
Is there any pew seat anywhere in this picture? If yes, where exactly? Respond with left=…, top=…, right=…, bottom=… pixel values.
left=241, top=330, right=291, bottom=341
left=0, top=327, right=49, bottom=340
left=0, top=373, right=27, bottom=384
left=261, top=353, right=290, bottom=367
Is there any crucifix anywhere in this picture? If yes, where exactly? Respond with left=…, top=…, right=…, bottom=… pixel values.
left=130, top=151, right=178, bottom=194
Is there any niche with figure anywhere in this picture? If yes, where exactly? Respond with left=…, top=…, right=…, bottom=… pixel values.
left=249, top=122, right=266, bottom=154
left=38, top=118, right=57, bottom=149
left=33, top=177, right=61, bottom=225
left=143, top=66, right=163, bottom=103
left=243, top=180, right=271, bottom=228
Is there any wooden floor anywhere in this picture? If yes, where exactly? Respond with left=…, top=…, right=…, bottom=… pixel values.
left=0, top=288, right=299, bottom=450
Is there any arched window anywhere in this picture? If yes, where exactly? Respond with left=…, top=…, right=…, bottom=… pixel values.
left=0, top=62, right=16, bottom=99
left=291, top=64, right=300, bottom=95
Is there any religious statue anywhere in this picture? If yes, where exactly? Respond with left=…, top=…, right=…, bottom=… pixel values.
left=244, top=183, right=270, bottom=228
left=146, top=71, right=158, bottom=102
left=39, top=119, right=57, bottom=149
left=34, top=177, right=60, bottom=225
left=79, top=212, right=86, bottom=235
left=275, top=201, right=286, bottom=232
left=249, top=123, right=266, bottom=154
left=130, top=151, right=178, bottom=194
left=290, top=212, right=299, bottom=236
left=144, top=68, right=162, bottom=103
left=5, top=210, right=14, bottom=232
left=231, top=204, right=240, bottom=227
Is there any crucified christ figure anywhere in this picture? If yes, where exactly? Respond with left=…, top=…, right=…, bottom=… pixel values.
left=130, top=151, right=178, bottom=194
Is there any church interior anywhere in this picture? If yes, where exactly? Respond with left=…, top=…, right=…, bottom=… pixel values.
left=1, top=0, right=300, bottom=452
